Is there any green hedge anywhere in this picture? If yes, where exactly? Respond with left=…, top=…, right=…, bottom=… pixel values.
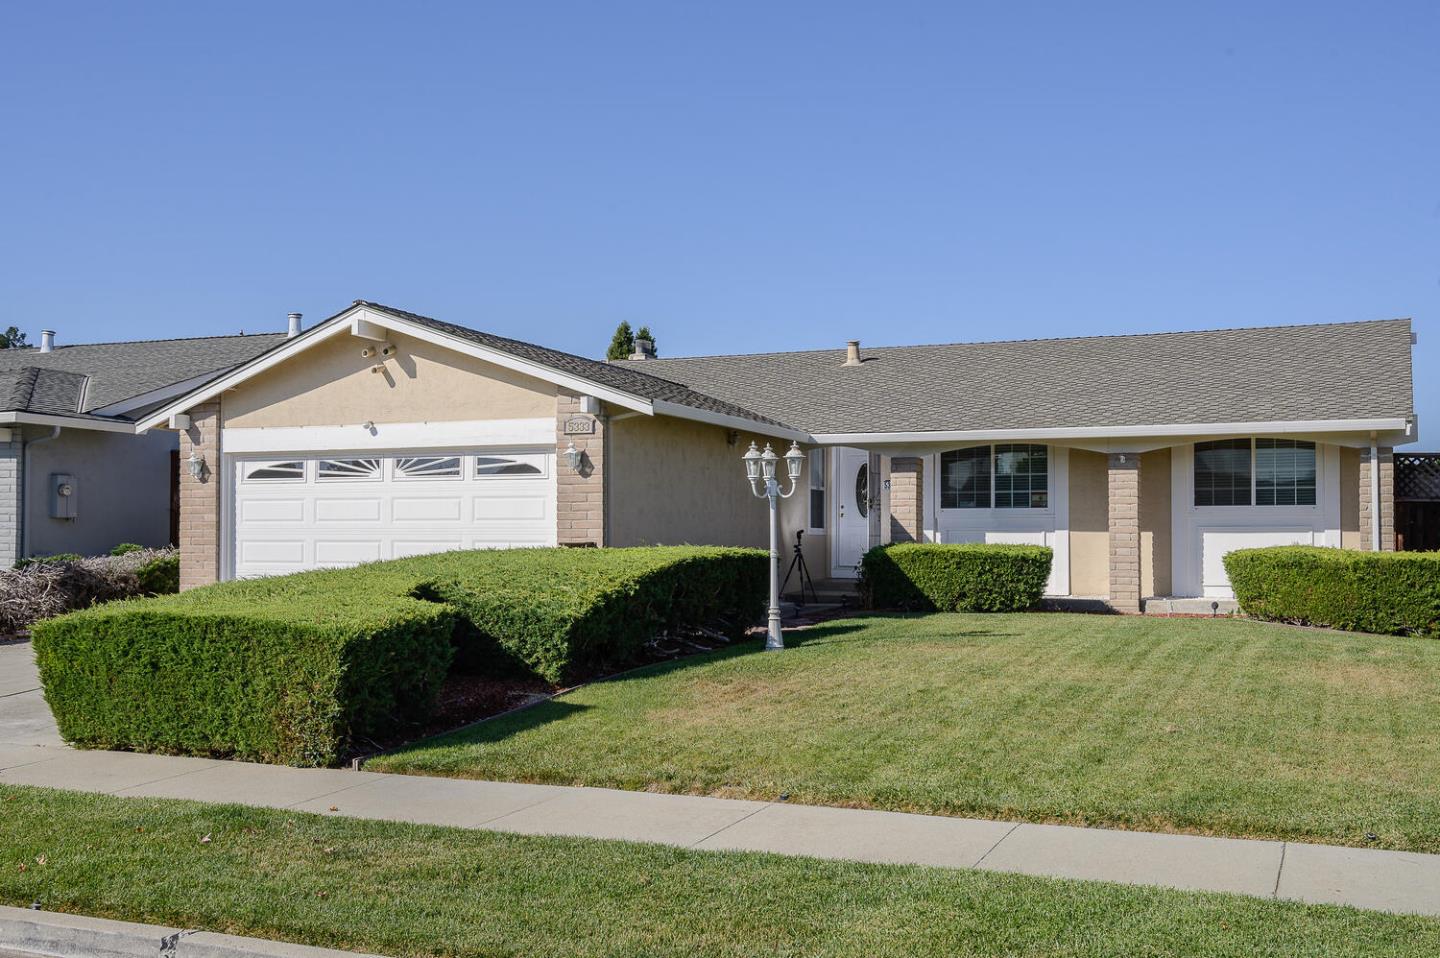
left=32, top=546, right=766, bottom=766
left=1225, top=546, right=1440, bottom=636
left=861, top=543, right=1053, bottom=612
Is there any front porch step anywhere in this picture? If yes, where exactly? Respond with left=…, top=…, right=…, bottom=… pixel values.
left=783, top=578, right=860, bottom=607
left=1143, top=596, right=1240, bottom=616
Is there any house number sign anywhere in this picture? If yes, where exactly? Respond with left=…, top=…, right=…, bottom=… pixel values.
left=563, top=416, right=596, bottom=436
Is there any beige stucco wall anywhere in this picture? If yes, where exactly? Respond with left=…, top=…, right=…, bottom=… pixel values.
left=608, top=413, right=802, bottom=550
left=1139, top=447, right=1172, bottom=598
left=24, top=426, right=177, bottom=557
left=1340, top=445, right=1361, bottom=549
left=222, top=330, right=556, bottom=428
left=1068, top=449, right=1109, bottom=597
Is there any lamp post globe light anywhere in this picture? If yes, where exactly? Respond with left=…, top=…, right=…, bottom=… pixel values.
left=744, top=440, right=806, bottom=650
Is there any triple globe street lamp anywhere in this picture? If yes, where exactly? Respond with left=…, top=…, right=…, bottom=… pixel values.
left=743, top=440, right=806, bottom=651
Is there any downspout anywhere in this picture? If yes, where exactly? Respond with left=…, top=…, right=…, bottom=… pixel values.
left=1369, top=435, right=1381, bottom=552
left=21, top=426, right=61, bottom=560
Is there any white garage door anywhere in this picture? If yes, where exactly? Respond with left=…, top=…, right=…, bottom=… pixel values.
left=230, top=449, right=556, bottom=578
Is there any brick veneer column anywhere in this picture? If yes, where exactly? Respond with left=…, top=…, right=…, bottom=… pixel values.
left=0, top=434, right=21, bottom=567
left=1107, top=452, right=1141, bottom=612
left=888, top=456, right=924, bottom=543
left=178, top=400, right=222, bottom=590
left=556, top=393, right=606, bottom=547
left=1359, top=446, right=1395, bottom=551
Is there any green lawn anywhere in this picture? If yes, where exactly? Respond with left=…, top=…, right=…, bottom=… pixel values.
left=371, top=613, right=1440, bottom=852
left=3, top=785, right=1438, bottom=958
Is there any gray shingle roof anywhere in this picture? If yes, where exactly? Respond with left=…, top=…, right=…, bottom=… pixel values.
left=0, top=333, right=287, bottom=418
left=355, top=301, right=791, bottom=429
left=617, top=319, right=1415, bottom=436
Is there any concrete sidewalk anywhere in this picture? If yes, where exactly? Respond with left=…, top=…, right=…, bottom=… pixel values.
left=5, top=640, right=1440, bottom=918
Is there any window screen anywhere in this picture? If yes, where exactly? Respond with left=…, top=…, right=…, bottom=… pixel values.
left=808, top=449, right=825, bottom=529
left=1255, top=439, right=1316, bottom=506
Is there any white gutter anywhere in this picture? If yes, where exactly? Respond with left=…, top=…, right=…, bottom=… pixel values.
left=0, top=412, right=139, bottom=435
left=20, top=426, right=61, bottom=559
left=1370, top=437, right=1382, bottom=552
left=812, top=417, right=1411, bottom=446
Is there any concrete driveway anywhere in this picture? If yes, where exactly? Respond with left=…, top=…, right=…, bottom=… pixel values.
left=0, top=640, right=64, bottom=749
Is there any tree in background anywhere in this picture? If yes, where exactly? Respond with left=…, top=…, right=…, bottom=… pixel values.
left=606, top=321, right=635, bottom=360
left=0, top=327, right=28, bottom=349
left=636, top=325, right=657, bottom=357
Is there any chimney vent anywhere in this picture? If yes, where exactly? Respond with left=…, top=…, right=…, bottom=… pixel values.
left=286, top=313, right=303, bottom=338
left=843, top=340, right=861, bottom=366
left=39, top=330, right=55, bottom=353
left=629, top=337, right=655, bottom=360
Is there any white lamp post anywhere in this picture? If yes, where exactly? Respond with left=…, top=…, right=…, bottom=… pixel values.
left=744, top=440, right=806, bottom=650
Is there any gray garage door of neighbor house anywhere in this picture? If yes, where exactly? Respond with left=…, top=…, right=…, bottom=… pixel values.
left=228, top=448, right=557, bottom=578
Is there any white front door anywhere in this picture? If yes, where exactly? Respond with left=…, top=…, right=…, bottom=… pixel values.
left=831, top=446, right=872, bottom=577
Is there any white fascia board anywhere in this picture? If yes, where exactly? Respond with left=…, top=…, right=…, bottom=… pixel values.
left=91, top=371, right=229, bottom=418
left=650, top=400, right=811, bottom=442
left=0, top=412, right=140, bottom=434
left=811, top=418, right=1411, bottom=446
left=223, top=417, right=556, bottom=454
left=137, top=304, right=658, bottom=431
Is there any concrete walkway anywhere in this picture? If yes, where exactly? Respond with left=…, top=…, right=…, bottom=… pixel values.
left=5, top=641, right=1440, bottom=918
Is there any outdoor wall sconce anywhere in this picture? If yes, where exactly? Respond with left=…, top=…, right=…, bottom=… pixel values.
left=563, top=441, right=584, bottom=473
left=186, top=451, right=205, bottom=480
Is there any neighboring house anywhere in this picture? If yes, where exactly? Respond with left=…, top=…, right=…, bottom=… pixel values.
left=0, top=328, right=287, bottom=565
left=137, top=301, right=1415, bottom=609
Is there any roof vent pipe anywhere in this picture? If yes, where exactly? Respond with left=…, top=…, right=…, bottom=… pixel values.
left=39, top=330, right=54, bottom=353
left=286, top=313, right=303, bottom=338
left=843, top=340, right=861, bottom=366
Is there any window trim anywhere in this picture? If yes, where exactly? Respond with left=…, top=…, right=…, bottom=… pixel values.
left=1192, top=438, right=1317, bottom=509
left=939, top=444, right=1051, bottom=512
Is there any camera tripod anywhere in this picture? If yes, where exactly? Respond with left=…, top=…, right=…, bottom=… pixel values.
left=779, top=529, right=818, bottom=606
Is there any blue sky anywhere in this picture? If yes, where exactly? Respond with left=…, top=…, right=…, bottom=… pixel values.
left=2, top=2, right=1437, bottom=432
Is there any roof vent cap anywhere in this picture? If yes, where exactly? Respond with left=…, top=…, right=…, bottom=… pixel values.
left=629, top=337, right=655, bottom=360
left=39, top=330, right=54, bottom=353
left=287, top=312, right=303, bottom=338
left=843, top=340, right=861, bottom=366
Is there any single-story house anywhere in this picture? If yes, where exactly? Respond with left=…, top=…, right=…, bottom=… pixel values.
left=0, top=328, right=286, bottom=565
left=135, top=300, right=1415, bottom=610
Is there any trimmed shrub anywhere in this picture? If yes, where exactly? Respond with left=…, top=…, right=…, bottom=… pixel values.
left=33, top=546, right=766, bottom=765
left=1225, top=546, right=1440, bottom=636
left=861, top=543, right=1052, bottom=612
left=134, top=552, right=180, bottom=596
left=109, top=543, right=145, bottom=556
left=33, top=571, right=456, bottom=766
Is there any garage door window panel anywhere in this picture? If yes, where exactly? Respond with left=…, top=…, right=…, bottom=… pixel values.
left=396, top=456, right=462, bottom=480
left=475, top=452, right=547, bottom=478
left=317, top=458, right=383, bottom=481
left=242, top=461, right=305, bottom=482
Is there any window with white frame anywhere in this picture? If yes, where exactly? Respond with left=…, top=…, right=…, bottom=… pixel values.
left=808, top=449, right=825, bottom=530
left=940, top=444, right=1049, bottom=509
left=395, top=456, right=461, bottom=480
left=316, top=458, right=383, bottom=481
left=242, top=461, right=305, bottom=482
left=474, top=452, right=547, bottom=478
left=1194, top=438, right=1315, bottom=507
